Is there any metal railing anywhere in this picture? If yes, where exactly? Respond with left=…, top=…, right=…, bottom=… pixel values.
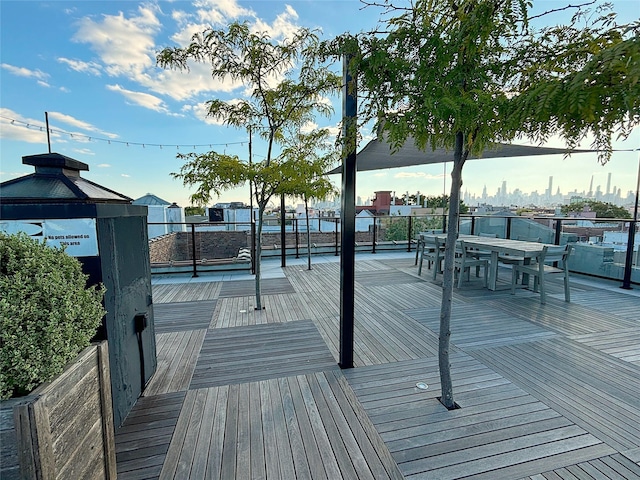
left=148, top=215, right=638, bottom=286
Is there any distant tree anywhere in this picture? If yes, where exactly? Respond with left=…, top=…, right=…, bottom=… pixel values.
left=339, top=0, right=638, bottom=409
left=279, top=128, right=339, bottom=270
left=561, top=200, right=631, bottom=218
left=184, top=206, right=205, bottom=217
left=158, top=22, right=340, bottom=309
left=425, top=195, right=469, bottom=215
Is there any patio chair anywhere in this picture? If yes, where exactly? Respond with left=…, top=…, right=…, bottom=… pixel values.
left=418, top=235, right=445, bottom=279
left=414, top=229, right=442, bottom=265
left=499, top=236, right=541, bottom=281
left=510, top=244, right=571, bottom=304
left=454, top=240, right=488, bottom=288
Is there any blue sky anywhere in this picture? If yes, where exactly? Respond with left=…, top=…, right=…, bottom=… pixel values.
left=1, top=0, right=638, bottom=208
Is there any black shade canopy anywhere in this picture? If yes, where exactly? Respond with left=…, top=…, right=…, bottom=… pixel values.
left=326, top=136, right=595, bottom=175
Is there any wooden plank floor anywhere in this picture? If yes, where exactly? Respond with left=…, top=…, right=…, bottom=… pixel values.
left=154, top=300, right=217, bottom=333
left=159, top=372, right=403, bottom=480
left=116, top=253, right=640, bottom=479
left=342, top=354, right=616, bottom=480
left=189, top=320, right=339, bottom=389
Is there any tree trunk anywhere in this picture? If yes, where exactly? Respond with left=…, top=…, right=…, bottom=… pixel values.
left=305, top=198, right=312, bottom=270
left=255, top=206, right=265, bottom=310
left=439, top=131, right=466, bottom=410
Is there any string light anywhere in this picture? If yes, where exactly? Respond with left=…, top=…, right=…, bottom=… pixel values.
left=0, top=114, right=248, bottom=151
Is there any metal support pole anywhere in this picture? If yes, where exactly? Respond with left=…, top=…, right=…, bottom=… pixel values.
left=506, top=217, right=512, bottom=239
left=554, top=219, right=562, bottom=245
left=335, top=219, right=339, bottom=256
left=407, top=215, right=413, bottom=252
left=339, top=49, right=357, bottom=369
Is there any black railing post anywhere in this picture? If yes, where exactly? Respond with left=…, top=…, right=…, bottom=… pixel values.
left=506, top=217, right=512, bottom=239
left=621, top=220, right=636, bottom=289
left=471, top=215, right=476, bottom=235
left=407, top=215, right=413, bottom=252
left=554, top=219, right=562, bottom=245
left=251, top=220, right=256, bottom=275
left=295, top=218, right=300, bottom=259
left=191, top=223, right=198, bottom=278
left=372, top=217, right=377, bottom=254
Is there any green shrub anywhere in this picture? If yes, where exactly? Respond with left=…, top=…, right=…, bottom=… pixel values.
left=0, top=232, right=106, bottom=399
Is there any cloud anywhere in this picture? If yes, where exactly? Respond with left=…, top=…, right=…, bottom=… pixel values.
left=252, top=5, right=299, bottom=40
left=47, top=111, right=119, bottom=138
left=72, top=5, right=161, bottom=78
left=0, top=108, right=48, bottom=144
left=121, top=173, right=131, bottom=178
left=106, top=84, right=172, bottom=113
left=394, top=172, right=445, bottom=179
left=73, top=148, right=95, bottom=155
left=1, top=63, right=49, bottom=81
left=194, top=0, right=255, bottom=25
left=97, top=163, right=111, bottom=168
left=58, top=57, right=103, bottom=76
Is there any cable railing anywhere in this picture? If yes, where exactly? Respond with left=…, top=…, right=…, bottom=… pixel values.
left=147, top=214, right=638, bottom=286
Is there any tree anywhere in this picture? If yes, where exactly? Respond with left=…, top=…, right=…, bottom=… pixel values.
left=279, top=128, right=339, bottom=270
left=561, top=200, right=631, bottom=218
left=425, top=195, right=469, bottom=215
left=184, top=206, right=205, bottom=217
left=158, top=22, right=340, bottom=309
left=348, top=0, right=638, bottom=409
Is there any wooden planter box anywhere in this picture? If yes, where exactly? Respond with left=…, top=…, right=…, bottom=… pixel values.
left=0, top=341, right=116, bottom=479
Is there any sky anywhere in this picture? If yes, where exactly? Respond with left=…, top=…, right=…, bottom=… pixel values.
left=1, top=0, right=639, bottom=209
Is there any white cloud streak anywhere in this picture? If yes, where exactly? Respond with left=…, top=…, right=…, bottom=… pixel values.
left=1, top=64, right=49, bottom=81
left=47, top=111, right=119, bottom=139
left=58, top=57, right=103, bottom=76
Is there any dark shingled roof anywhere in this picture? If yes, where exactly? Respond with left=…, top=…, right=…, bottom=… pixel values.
left=0, top=152, right=132, bottom=204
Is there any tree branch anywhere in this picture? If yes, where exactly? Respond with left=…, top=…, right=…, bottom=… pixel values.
left=528, top=0, right=597, bottom=22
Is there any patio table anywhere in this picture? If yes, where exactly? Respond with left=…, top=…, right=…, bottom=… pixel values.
left=420, top=234, right=553, bottom=290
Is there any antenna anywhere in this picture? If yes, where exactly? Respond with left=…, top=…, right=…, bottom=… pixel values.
left=45, top=112, right=52, bottom=153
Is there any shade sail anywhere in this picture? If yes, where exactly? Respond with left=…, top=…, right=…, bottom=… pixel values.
left=326, top=136, right=595, bottom=175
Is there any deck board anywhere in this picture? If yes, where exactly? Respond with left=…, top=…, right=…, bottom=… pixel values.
left=153, top=300, right=216, bottom=333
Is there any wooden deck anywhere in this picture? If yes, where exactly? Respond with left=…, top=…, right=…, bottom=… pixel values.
left=116, top=253, right=640, bottom=479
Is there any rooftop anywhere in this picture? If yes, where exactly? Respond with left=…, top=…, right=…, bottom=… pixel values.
left=116, top=252, right=640, bottom=479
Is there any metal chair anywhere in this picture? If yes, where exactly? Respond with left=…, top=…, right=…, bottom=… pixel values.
left=454, top=240, right=489, bottom=288
left=418, top=235, right=445, bottom=279
left=511, top=244, right=571, bottom=304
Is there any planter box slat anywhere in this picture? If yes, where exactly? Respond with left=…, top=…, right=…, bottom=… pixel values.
left=1, top=341, right=116, bottom=479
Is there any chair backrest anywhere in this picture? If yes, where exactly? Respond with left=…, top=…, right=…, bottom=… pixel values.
left=540, top=245, right=569, bottom=265
left=424, top=235, right=437, bottom=247
left=479, top=232, right=498, bottom=238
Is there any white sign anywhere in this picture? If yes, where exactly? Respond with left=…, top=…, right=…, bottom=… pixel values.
left=0, top=218, right=99, bottom=257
